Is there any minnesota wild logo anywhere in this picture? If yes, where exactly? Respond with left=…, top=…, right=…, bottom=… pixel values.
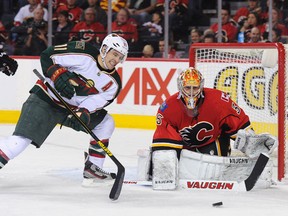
left=73, top=75, right=98, bottom=95
left=86, top=79, right=95, bottom=88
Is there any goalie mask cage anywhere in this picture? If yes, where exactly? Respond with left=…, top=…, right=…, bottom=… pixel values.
left=189, top=43, right=288, bottom=181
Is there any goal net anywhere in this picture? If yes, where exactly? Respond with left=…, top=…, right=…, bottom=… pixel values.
left=189, top=43, right=288, bottom=181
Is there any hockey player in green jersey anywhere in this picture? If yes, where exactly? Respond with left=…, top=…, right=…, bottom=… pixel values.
left=0, top=33, right=129, bottom=186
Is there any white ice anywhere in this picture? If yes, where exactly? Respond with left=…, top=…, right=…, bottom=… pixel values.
left=0, top=124, right=288, bottom=216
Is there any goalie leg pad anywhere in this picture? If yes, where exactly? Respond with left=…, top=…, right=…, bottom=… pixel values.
left=152, top=150, right=178, bottom=190
left=179, top=149, right=224, bottom=180
left=179, top=149, right=273, bottom=188
left=137, top=149, right=151, bottom=181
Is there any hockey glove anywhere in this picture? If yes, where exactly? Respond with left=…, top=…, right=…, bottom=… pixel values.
left=65, top=108, right=90, bottom=132
left=0, top=50, right=18, bottom=76
left=46, top=64, right=77, bottom=99
left=234, top=129, right=278, bottom=158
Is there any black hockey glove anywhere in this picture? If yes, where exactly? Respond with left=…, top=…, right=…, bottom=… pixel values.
left=64, top=108, right=90, bottom=132
left=46, top=64, right=77, bottom=99
left=0, top=50, right=18, bottom=76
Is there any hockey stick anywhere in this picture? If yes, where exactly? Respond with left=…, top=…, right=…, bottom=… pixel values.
left=124, top=153, right=269, bottom=191
left=33, top=69, right=125, bottom=200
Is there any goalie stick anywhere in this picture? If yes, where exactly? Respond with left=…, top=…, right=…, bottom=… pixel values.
left=124, top=153, right=269, bottom=191
left=33, top=69, right=125, bottom=200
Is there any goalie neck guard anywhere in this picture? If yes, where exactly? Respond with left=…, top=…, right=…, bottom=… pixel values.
left=177, top=67, right=204, bottom=110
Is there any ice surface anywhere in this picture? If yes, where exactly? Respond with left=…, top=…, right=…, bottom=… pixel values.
left=0, top=124, right=288, bottom=216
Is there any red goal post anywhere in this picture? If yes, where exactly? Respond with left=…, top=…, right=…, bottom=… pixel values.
left=189, top=43, right=288, bottom=181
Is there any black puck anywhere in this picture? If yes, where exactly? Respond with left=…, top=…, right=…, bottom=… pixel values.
left=212, top=201, right=223, bottom=207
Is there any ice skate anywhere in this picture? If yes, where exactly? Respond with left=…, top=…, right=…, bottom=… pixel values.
left=82, top=152, right=116, bottom=187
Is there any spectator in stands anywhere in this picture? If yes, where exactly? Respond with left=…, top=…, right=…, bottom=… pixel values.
left=12, top=7, right=48, bottom=55
left=236, top=17, right=250, bottom=42
left=142, top=44, right=154, bottom=58
left=69, top=7, right=106, bottom=48
left=247, top=26, right=262, bottom=42
left=202, top=33, right=216, bottom=43
left=209, top=3, right=238, bottom=42
left=203, top=28, right=214, bottom=37
left=14, top=0, right=48, bottom=26
left=153, top=38, right=180, bottom=58
left=182, top=28, right=202, bottom=58
left=126, top=0, right=157, bottom=25
left=247, top=11, right=262, bottom=30
left=80, top=0, right=108, bottom=29
left=189, top=28, right=202, bottom=44
left=260, top=7, right=287, bottom=37
left=263, top=27, right=282, bottom=42
left=233, top=0, right=262, bottom=24
left=52, top=10, right=74, bottom=45
left=155, top=0, right=189, bottom=42
left=140, top=11, right=164, bottom=43
left=112, top=8, right=139, bottom=52
left=261, top=0, right=283, bottom=24
left=53, top=0, right=83, bottom=24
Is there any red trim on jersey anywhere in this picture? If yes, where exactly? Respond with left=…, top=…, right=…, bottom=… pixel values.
left=101, top=81, right=113, bottom=92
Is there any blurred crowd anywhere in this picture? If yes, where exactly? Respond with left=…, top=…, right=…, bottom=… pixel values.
left=0, top=0, right=287, bottom=58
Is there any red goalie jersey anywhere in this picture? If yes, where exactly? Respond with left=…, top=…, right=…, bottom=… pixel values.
left=152, top=88, right=251, bottom=156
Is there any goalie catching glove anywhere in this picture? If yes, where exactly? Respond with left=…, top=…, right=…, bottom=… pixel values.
left=0, top=50, right=18, bottom=76
left=46, top=64, right=78, bottom=99
left=234, top=129, right=278, bottom=158
left=64, top=108, right=90, bottom=132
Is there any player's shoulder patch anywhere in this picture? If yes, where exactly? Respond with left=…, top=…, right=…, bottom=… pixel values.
left=75, top=41, right=85, bottom=50
left=160, top=101, right=168, bottom=112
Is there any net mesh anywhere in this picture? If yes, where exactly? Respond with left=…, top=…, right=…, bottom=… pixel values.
left=190, top=43, right=288, bottom=181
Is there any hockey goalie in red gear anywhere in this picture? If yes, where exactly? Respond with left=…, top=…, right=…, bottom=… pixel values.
left=146, top=67, right=277, bottom=190
left=152, top=67, right=251, bottom=157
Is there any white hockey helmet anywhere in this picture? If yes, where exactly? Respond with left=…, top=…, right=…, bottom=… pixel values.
left=100, top=33, right=129, bottom=63
left=177, top=67, right=204, bottom=109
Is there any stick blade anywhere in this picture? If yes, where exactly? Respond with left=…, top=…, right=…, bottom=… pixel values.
left=109, top=165, right=125, bottom=200
left=244, top=153, right=269, bottom=191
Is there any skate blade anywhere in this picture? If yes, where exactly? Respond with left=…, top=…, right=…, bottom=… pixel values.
left=82, top=178, right=114, bottom=187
